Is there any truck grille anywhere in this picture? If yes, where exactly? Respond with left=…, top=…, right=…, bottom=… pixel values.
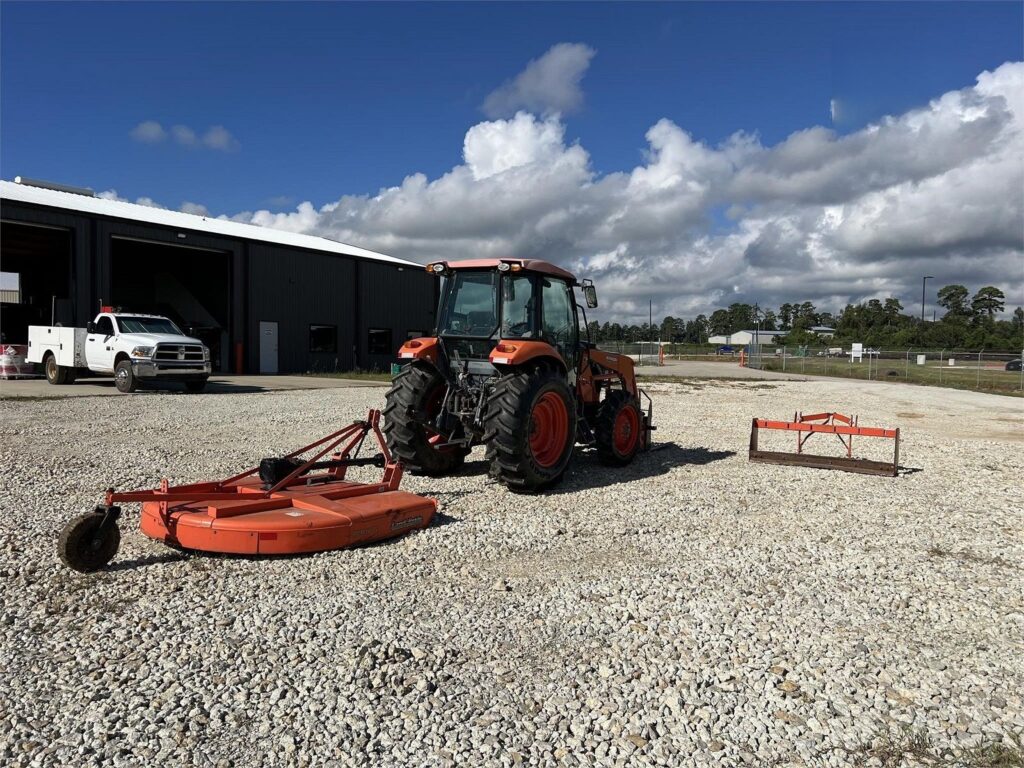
left=154, top=343, right=205, bottom=362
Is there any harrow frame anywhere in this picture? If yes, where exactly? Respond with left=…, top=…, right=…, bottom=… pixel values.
left=748, top=411, right=900, bottom=477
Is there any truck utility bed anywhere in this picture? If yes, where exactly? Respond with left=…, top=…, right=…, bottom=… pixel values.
left=27, top=326, right=87, bottom=367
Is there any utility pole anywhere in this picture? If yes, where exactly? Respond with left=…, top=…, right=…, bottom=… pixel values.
left=921, top=276, right=934, bottom=323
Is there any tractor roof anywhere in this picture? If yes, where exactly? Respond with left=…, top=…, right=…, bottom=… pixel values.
left=438, top=258, right=577, bottom=283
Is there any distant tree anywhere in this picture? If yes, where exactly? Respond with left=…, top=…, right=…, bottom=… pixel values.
left=882, top=297, right=903, bottom=326
left=797, top=301, right=818, bottom=326
left=971, top=286, right=1005, bottom=317
left=689, top=314, right=709, bottom=343
left=817, top=311, right=838, bottom=328
left=726, top=303, right=756, bottom=333
left=660, top=315, right=679, bottom=341
left=778, top=303, right=794, bottom=330
left=761, top=309, right=778, bottom=331
left=937, top=284, right=970, bottom=318
left=709, top=309, right=731, bottom=335
left=1013, top=307, right=1024, bottom=333
left=587, top=320, right=601, bottom=341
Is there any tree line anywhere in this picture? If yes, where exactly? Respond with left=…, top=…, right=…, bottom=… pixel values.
left=588, top=284, right=1023, bottom=351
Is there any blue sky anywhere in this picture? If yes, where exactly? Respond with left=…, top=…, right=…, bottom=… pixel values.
left=2, top=2, right=1022, bottom=319
left=2, top=1, right=1020, bottom=214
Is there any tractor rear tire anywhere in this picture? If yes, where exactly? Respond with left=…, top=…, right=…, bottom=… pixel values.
left=595, top=390, right=644, bottom=466
left=58, top=512, right=120, bottom=573
left=383, top=363, right=466, bottom=476
left=484, top=367, right=576, bottom=493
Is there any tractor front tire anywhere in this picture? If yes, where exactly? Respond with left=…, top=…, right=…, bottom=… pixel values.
left=58, top=512, right=121, bottom=573
left=485, top=367, right=576, bottom=493
left=383, top=363, right=466, bottom=476
left=595, top=390, right=644, bottom=466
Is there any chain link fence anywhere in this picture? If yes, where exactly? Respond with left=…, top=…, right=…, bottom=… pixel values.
left=747, top=345, right=1021, bottom=394
left=597, top=342, right=1024, bottom=394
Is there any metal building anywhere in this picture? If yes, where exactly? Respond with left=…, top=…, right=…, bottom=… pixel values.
left=0, top=178, right=436, bottom=373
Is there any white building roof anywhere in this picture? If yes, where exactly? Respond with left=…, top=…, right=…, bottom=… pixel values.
left=0, top=179, right=419, bottom=267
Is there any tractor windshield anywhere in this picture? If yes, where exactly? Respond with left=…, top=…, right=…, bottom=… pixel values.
left=438, top=271, right=500, bottom=338
left=438, top=270, right=541, bottom=340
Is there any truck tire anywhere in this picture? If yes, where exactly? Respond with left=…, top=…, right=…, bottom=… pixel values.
left=184, top=379, right=208, bottom=393
left=383, top=363, right=467, bottom=476
left=114, top=360, right=138, bottom=393
left=484, top=367, right=576, bottom=493
left=44, top=353, right=70, bottom=385
left=595, top=390, right=643, bottom=466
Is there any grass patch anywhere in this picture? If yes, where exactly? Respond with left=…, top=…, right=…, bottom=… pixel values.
left=759, top=357, right=1023, bottom=397
left=848, top=728, right=1024, bottom=767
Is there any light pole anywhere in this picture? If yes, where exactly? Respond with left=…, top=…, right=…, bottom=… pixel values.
left=921, top=276, right=934, bottom=323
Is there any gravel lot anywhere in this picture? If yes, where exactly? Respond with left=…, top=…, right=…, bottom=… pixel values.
left=1, top=379, right=1021, bottom=767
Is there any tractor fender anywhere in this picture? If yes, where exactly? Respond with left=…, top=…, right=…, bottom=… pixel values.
left=397, top=337, right=441, bottom=365
left=489, top=340, right=566, bottom=373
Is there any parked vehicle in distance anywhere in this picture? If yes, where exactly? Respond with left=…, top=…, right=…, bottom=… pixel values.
left=27, top=310, right=211, bottom=393
left=717, top=345, right=734, bottom=355
left=1006, top=359, right=1022, bottom=372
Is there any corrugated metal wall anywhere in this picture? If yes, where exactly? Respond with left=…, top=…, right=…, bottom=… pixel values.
left=358, top=262, right=437, bottom=370
left=3, top=198, right=436, bottom=375
left=247, top=243, right=357, bottom=373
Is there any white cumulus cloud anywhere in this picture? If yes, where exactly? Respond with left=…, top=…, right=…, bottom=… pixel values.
left=192, top=61, right=1024, bottom=321
left=483, top=43, right=596, bottom=118
left=128, top=121, right=239, bottom=151
left=129, top=121, right=166, bottom=143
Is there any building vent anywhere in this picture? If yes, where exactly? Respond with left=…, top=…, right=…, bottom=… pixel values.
left=13, top=176, right=95, bottom=197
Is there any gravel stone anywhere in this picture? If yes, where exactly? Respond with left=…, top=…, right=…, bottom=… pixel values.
left=0, top=379, right=1021, bottom=767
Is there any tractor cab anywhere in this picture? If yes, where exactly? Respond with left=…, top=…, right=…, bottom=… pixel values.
left=425, top=258, right=596, bottom=377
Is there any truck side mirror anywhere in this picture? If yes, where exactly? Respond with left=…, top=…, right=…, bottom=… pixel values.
left=86, top=321, right=96, bottom=334
left=582, top=284, right=598, bottom=309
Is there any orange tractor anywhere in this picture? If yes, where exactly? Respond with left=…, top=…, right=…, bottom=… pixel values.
left=384, top=259, right=653, bottom=492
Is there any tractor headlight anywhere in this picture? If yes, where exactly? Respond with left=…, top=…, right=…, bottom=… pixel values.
left=131, top=346, right=154, bottom=358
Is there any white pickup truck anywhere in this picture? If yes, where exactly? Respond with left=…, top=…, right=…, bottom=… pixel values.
left=28, top=311, right=212, bottom=393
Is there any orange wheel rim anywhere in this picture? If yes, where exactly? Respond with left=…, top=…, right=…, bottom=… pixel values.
left=613, top=405, right=640, bottom=454
left=529, top=391, right=569, bottom=468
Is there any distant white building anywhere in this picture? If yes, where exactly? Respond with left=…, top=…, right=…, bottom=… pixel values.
left=707, top=329, right=776, bottom=346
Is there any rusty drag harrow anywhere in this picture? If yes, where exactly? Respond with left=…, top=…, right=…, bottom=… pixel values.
left=748, top=411, right=900, bottom=477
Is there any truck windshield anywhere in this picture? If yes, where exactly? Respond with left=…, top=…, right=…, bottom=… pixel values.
left=438, top=271, right=499, bottom=338
left=116, top=316, right=183, bottom=335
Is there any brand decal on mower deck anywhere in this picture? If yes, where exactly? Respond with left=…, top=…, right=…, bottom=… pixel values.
left=391, top=516, right=423, bottom=531
left=285, top=511, right=303, bottom=517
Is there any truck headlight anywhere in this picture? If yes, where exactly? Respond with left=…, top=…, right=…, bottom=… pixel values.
left=202, top=346, right=211, bottom=361
left=131, top=346, right=154, bottom=358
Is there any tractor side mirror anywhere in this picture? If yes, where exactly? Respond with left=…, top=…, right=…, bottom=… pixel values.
left=86, top=321, right=96, bottom=334
left=582, top=284, right=598, bottom=309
